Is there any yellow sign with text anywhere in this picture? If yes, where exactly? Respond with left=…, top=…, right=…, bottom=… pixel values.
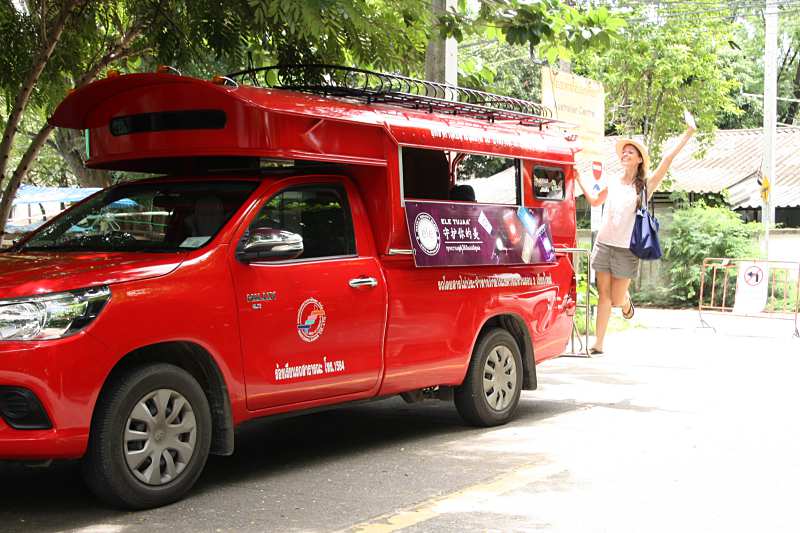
left=540, top=67, right=605, bottom=164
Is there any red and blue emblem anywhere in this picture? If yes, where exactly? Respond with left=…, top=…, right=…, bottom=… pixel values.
left=297, top=298, right=326, bottom=342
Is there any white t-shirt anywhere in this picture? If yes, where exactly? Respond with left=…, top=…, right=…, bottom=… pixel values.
left=596, top=176, right=639, bottom=248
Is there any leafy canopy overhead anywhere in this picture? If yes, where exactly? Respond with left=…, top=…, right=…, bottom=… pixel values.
left=572, top=4, right=741, bottom=161
left=0, top=0, right=628, bottom=229
left=440, top=0, right=626, bottom=63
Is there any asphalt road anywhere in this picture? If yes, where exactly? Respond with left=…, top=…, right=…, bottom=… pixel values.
left=2, top=310, right=799, bottom=532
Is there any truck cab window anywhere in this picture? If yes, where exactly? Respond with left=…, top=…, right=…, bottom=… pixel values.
left=247, top=185, right=356, bottom=260
left=401, top=147, right=520, bottom=205
left=454, top=154, right=519, bottom=205
left=401, top=147, right=450, bottom=200
left=533, top=167, right=565, bottom=200
left=19, top=181, right=257, bottom=252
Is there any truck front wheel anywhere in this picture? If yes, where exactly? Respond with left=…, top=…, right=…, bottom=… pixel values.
left=455, top=328, right=523, bottom=427
left=82, top=363, right=212, bottom=509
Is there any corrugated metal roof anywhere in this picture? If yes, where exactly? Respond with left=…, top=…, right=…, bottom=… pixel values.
left=576, top=127, right=800, bottom=208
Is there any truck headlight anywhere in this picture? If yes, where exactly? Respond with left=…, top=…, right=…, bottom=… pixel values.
left=0, top=286, right=111, bottom=341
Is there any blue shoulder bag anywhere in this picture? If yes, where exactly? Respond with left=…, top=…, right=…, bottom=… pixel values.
left=629, top=186, right=662, bottom=260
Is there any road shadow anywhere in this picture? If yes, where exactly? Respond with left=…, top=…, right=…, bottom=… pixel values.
left=0, top=394, right=585, bottom=532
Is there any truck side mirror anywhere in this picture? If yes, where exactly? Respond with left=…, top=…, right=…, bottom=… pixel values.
left=236, top=227, right=304, bottom=262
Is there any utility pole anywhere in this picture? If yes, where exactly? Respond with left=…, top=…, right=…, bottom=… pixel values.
left=762, top=0, right=778, bottom=258
left=425, top=0, right=458, bottom=87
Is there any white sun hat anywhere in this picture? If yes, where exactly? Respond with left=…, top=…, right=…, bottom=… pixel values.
left=615, top=138, right=650, bottom=171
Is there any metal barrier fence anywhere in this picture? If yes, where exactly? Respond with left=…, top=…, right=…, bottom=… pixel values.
left=698, top=257, right=800, bottom=338
left=558, top=247, right=593, bottom=357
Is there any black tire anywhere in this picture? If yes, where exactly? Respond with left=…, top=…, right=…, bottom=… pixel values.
left=454, top=328, right=524, bottom=427
left=82, top=363, right=212, bottom=510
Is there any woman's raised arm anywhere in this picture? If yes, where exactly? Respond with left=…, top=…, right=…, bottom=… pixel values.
left=647, top=110, right=698, bottom=195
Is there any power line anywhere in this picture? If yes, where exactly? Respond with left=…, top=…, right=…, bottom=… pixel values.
left=622, top=4, right=800, bottom=24
left=607, top=0, right=800, bottom=18
left=613, top=0, right=795, bottom=7
left=623, top=1, right=800, bottom=15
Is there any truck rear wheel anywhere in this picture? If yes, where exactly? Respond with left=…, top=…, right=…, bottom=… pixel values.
left=82, top=363, right=212, bottom=509
left=455, top=328, right=523, bottom=427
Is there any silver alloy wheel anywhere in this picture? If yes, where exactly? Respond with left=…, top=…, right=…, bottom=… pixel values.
left=123, top=388, right=197, bottom=486
left=482, top=345, right=517, bottom=411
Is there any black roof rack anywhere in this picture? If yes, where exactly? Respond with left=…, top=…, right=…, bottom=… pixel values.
left=226, top=64, right=558, bottom=128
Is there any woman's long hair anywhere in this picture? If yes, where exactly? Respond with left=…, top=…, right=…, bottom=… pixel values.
left=629, top=145, right=647, bottom=209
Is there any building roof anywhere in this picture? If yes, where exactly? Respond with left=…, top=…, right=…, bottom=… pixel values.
left=576, top=127, right=800, bottom=209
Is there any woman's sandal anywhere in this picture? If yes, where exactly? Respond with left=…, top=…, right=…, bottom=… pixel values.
left=622, top=298, right=635, bottom=320
left=589, top=347, right=604, bottom=355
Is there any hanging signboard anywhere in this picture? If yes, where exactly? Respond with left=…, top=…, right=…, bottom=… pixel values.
left=404, top=201, right=556, bottom=267
left=541, top=66, right=605, bottom=164
left=541, top=67, right=605, bottom=239
left=733, top=261, right=770, bottom=314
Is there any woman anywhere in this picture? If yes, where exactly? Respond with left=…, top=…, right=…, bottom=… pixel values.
left=576, top=111, right=697, bottom=354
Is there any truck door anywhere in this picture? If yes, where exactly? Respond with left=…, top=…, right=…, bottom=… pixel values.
left=230, top=180, right=386, bottom=411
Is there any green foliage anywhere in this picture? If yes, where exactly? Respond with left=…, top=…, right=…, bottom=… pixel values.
left=0, top=0, right=433, bottom=198
left=766, top=276, right=799, bottom=314
left=572, top=3, right=741, bottom=161
left=458, top=38, right=541, bottom=101
left=573, top=243, right=597, bottom=334
left=247, top=0, right=430, bottom=72
left=720, top=13, right=800, bottom=128
left=441, top=0, right=625, bottom=65
left=763, top=264, right=800, bottom=313
left=662, top=204, right=760, bottom=306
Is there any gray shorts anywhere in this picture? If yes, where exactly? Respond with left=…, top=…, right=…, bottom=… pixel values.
left=591, top=242, right=639, bottom=279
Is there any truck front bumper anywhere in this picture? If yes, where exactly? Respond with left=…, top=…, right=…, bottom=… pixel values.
left=0, top=333, right=110, bottom=460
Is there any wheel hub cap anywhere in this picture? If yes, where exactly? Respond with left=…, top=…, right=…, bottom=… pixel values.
left=482, top=345, right=517, bottom=411
left=123, top=388, right=197, bottom=486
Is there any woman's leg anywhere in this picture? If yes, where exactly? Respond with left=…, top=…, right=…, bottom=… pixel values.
left=593, top=274, right=632, bottom=351
left=610, top=276, right=633, bottom=311
left=592, top=271, right=612, bottom=351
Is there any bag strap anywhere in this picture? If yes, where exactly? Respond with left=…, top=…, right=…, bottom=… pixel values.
left=640, top=183, right=649, bottom=211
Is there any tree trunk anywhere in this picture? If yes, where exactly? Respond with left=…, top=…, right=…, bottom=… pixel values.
left=0, top=124, right=54, bottom=235
left=0, top=21, right=142, bottom=235
left=48, top=23, right=143, bottom=189
left=0, top=0, right=82, bottom=186
left=425, top=0, right=457, bottom=86
left=780, top=59, right=800, bottom=125
left=54, top=127, right=112, bottom=188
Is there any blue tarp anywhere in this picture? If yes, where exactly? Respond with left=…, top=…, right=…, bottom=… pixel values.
left=12, top=185, right=101, bottom=206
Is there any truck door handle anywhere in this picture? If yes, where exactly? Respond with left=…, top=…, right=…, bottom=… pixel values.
left=349, top=277, right=378, bottom=288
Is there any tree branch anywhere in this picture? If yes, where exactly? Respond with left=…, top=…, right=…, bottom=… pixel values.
left=0, top=0, right=84, bottom=187
left=0, top=15, right=142, bottom=235
left=73, top=22, right=144, bottom=88
left=778, top=46, right=798, bottom=85
left=0, top=122, right=54, bottom=235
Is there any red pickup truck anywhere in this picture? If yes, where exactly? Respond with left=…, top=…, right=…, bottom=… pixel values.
left=0, top=66, right=579, bottom=509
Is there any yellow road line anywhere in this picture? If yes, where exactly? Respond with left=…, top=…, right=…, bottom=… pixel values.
left=343, top=462, right=565, bottom=533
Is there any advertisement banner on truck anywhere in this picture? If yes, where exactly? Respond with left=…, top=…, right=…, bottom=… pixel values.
left=404, top=201, right=556, bottom=267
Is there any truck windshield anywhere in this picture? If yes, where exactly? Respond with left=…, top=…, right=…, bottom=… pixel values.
left=19, top=181, right=258, bottom=253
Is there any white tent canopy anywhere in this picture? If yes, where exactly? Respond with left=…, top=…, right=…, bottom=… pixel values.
left=12, top=185, right=101, bottom=206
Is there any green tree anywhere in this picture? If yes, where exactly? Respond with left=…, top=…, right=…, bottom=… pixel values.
left=1, top=0, right=629, bottom=237
left=663, top=204, right=760, bottom=306
left=571, top=4, right=741, bottom=161
left=716, top=10, right=800, bottom=129
left=0, top=0, right=436, bottom=235
left=440, top=0, right=625, bottom=63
